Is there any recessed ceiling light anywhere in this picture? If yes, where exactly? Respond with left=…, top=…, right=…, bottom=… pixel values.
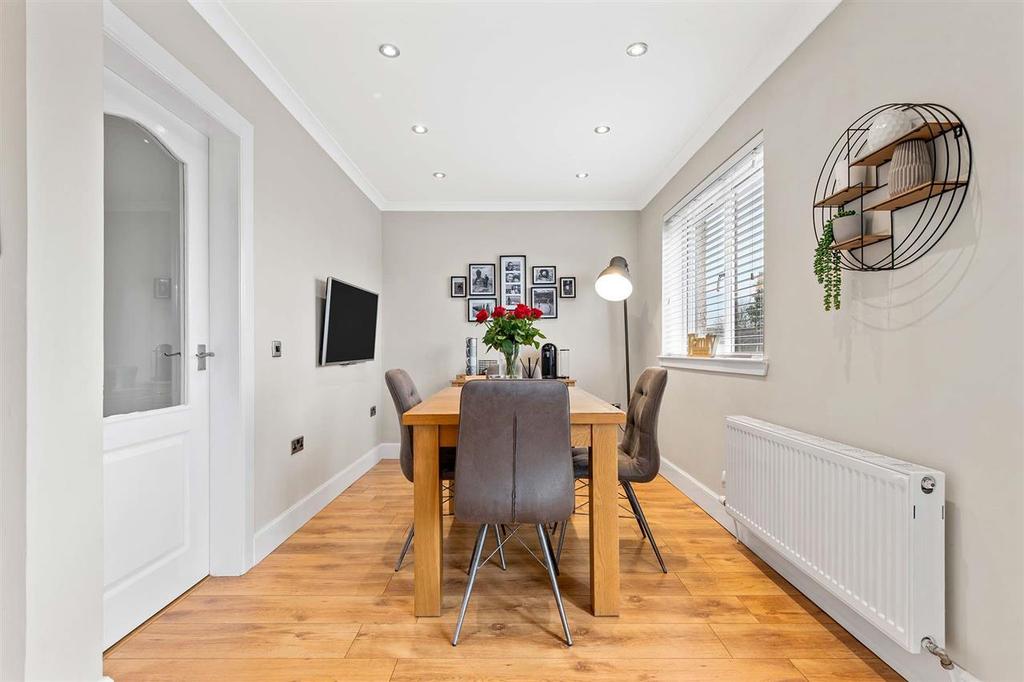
left=576, top=172, right=589, bottom=179
left=411, top=124, right=428, bottom=134
left=626, top=42, right=648, bottom=57
left=594, top=125, right=611, bottom=134
left=378, top=43, right=400, bottom=58
left=433, top=172, right=446, bottom=179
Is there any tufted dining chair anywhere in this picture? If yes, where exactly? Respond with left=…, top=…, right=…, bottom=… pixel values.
left=568, top=367, right=669, bottom=572
left=386, top=369, right=485, bottom=571
left=451, top=380, right=575, bottom=646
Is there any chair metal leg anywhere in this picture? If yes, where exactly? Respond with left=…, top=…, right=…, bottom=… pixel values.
left=494, top=524, right=507, bottom=571
left=556, top=517, right=567, bottom=564
left=621, top=481, right=667, bottom=573
left=543, top=524, right=559, bottom=576
left=394, top=524, right=414, bottom=571
left=453, top=524, right=489, bottom=646
left=622, top=483, right=647, bottom=540
left=536, top=525, right=573, bottom=646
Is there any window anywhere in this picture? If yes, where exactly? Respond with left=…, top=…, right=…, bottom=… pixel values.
left=661, top=135, right=764, bottom=366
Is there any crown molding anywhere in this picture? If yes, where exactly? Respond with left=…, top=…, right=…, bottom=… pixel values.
left=187, top=0, right=387, bottom=208
left=380, top=199, right=641, bottom=213
left=633, top=0, right=840, bottom=210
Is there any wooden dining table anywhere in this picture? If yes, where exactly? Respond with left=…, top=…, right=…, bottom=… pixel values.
left=401, top=385, right=626, bottom=617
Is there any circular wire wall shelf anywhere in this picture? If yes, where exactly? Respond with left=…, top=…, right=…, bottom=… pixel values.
left=812, top=103, right=971, bottom=271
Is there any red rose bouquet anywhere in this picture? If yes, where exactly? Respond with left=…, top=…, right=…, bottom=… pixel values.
left=475, top=303, right=545, bottom=377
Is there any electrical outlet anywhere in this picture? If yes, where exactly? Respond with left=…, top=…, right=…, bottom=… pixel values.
left=370, top=405, right=376, bottom=417
left=290, top=436, right=304, bottom=455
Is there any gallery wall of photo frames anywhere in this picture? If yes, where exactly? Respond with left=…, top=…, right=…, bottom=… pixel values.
left=450, top=255, right=576, bottom=322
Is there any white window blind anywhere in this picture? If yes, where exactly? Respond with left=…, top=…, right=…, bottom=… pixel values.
left=662, top=138, right=764, bottom=358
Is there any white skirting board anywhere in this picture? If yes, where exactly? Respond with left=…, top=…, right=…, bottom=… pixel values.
left=378, top=442, right=400, bottom=459
left=657, top=456, right=978, bottom=682
left=252, top=443, right=390, bottom=563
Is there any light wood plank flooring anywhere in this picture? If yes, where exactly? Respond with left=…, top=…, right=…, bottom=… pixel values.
left=105, top=460, right=901, bottom=681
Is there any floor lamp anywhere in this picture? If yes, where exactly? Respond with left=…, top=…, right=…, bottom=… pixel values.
left=595, top=256, right=633, bottom=407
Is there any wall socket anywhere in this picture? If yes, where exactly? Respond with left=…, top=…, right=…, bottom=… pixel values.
left=290, top=436, right=304, bottom=455
left=369, top=405, right=376, bottom=417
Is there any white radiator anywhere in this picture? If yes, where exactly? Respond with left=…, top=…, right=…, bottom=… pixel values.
left=724, top=416, right=945, bottom=653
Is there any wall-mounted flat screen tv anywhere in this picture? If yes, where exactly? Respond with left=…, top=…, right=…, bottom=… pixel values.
left=320, top=277, right=378, bottom=366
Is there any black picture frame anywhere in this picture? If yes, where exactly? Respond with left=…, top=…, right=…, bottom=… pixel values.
left=450, top=276, right=467, bottom=298
left=468, top=263, right=496, bottom=296
left=559, top=276, right=576, bottom=298
left=532, top=265, right=556, bottom=285
left=467, top=298, right=496, bottom=322
left=499, top=255, right=527, bottom=308
left=530, top=286, right=558, bottom=319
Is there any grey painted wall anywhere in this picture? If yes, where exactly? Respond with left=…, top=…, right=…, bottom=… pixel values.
left=115, top=0, right=385, bottom=532
left=381, top=211, right=638, bottom=443
left=631, top=2, right=1023, bottom=678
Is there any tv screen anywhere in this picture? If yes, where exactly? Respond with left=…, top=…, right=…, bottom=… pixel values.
left=320, top=277, right=378, bottom=366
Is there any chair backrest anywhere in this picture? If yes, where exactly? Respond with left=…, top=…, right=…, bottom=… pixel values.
left=384, top=368, right=422, bottom=482
left=455, top=380, right=573, bottom=525
left=620, top=367, right=668, bottom=483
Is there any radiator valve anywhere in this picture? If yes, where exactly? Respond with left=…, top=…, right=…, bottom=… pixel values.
left=921, top=637, right=954, bottom=670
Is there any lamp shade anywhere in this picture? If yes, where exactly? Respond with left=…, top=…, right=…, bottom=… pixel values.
left=595, top=256, right=633, bottom=301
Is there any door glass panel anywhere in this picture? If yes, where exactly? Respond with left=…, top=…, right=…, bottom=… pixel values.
left=104, top=114, right=185, bottom=417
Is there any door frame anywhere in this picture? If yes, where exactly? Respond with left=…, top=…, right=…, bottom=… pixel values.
left=103, top=0, right=256, bottom=575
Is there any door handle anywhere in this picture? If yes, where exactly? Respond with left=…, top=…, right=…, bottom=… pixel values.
left=195, top=351, right=216, bottom=358
left=162, top=351, right=182, bottom=357
left=196, top=344, right=214, bottom=371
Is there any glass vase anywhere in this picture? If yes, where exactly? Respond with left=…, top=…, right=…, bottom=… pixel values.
left=502, top=346, right=520, bottom=378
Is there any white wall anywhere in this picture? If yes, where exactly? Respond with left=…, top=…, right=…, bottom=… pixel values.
left=24, top=1, right=106, bottom=678
left=114, top=0, right=384, bottom=535
left=0, top=1, right=28, bottom=678
left=632, top=1, right=1023, bottom=679
left=381, top=211, right=638, bottom=443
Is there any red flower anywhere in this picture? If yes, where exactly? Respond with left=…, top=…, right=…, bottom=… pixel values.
left=492, top=306, right=506, bottom=318
left=475, top=308, right=489, bottom=322
left=513, top=303, right=530, bottom=319
left=531, top=307, right=544, bottom=319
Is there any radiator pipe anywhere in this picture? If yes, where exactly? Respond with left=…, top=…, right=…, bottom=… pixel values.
left=921, top=637, right=954, bottom=671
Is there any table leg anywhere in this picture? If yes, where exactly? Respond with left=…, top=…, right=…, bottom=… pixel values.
left=413, top=425, right=442, bottom=616
left=589, top=423, right=620, bottom=615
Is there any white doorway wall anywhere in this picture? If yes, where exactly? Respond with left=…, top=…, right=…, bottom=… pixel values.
left=103, top=0, right=256, bottom=594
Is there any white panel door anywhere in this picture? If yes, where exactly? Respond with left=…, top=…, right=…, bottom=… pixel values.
left=102, top=70, right=210, bottom=648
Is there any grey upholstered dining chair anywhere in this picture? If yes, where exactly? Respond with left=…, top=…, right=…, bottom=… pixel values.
left=566, top=367, right=669, bottom=573
left=383, top=370, right=446, bottom=571
left=451, top=380, right=575, bottom=646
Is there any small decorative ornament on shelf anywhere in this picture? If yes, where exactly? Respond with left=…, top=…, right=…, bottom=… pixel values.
left=812, top=103, right=971, bottom=273
left=687, top=333, right=718, bottom=358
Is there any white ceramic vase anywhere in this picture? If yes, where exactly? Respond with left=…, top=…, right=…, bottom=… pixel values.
left=832, top=156, right=869, bottom=192
left=888, top=139, right=932, bottom=197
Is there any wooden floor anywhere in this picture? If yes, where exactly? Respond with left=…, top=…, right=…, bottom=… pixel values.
left=105, top=460, right=900, bottom=681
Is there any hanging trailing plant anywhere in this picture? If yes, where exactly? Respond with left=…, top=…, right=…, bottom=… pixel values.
left=814, top=210, right=852, bottom=311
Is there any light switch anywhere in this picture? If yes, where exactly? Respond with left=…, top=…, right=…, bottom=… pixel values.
left=272, top=340, right=282, bottom=357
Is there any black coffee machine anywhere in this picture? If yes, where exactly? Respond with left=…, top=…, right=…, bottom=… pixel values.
left=541, top=343, right=558, bottom=379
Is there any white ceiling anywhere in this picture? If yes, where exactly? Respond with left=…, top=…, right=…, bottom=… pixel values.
left=194, top=1, right=837, bottom=210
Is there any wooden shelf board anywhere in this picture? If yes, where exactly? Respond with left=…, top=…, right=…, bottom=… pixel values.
left=864, top=180, right=966, bottom=212
left=814, top=184, right=879, bottom=207
left=831, top=233, right=892, bottom=251
left=851, top=120, right=961, bottom=167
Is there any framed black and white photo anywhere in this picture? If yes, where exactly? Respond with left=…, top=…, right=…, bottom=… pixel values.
left=532, top=265, right=556, bottom=285
left=559, top=276, right=576, bottom=298
left=499, top=255, right=526, bottom=308
left=450, top=276, right=467, bottom=298
left=468, top=263, right=496, bottom=296
left=530, top=287, right=558, bottom=319
left=467, top=298, right=496, bottom=322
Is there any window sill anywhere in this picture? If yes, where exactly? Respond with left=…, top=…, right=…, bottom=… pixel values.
left=658, top=354, right=769, bottom=377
